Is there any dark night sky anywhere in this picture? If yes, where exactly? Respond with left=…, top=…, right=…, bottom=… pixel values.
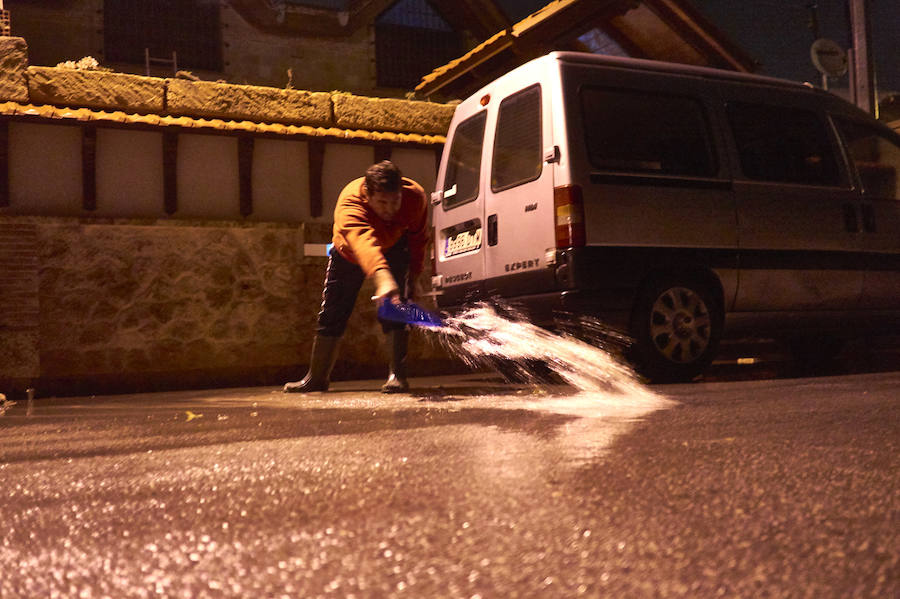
left=496, top=0, right=899, bottom=93
left=691, top=0, right=898, bottom=92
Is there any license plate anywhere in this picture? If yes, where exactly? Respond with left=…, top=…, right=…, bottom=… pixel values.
left=444, top=227, right=482, bottom=258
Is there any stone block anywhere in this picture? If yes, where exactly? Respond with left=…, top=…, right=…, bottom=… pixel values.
left=27, top=66, right=166, bottom=113
left=0, top=37, right=29, bottom=103
left=332, top=93, right=455, bottom=135
left=167, top=79, right=333, bottom=126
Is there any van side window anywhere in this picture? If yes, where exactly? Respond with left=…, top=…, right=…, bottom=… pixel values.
left=834, top=119, right=900, bottom=200
left=491, top=85, right=542, bottom=192
left=580, top=88, right=716, bottom=177
left=727, top=103, right=840, bottom=186
left=443, top=111, right=487, bottom=209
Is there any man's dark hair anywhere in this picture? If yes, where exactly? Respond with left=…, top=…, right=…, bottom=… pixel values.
left=365, top=160, right=402, bottom=194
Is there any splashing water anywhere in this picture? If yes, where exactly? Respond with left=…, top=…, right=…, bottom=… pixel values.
left=431, top=302, right=658, bottom=400
left=422, top=303, right=673, bottom=461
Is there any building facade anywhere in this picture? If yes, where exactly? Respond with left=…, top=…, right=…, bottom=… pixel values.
left=0, top=35, right=458, bottom=397
left=6, top=0, right=510, bottom=97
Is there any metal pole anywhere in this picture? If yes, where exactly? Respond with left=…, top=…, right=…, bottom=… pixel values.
left=848, top=0, right=876, bottom=115
left=807, top=3, right=829, bottom=90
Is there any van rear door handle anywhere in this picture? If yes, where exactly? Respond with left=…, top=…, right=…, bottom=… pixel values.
left=543, top=145, right=560, bottom=163
left=487, top=214, right=498, bottom=246
left=842, top=203, right=860, bottom=233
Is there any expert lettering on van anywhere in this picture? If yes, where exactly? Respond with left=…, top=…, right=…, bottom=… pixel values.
left=430, top=51, right=900, bottom=382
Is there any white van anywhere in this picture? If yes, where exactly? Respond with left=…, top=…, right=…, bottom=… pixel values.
left=430, top=51, right=900, bottom=382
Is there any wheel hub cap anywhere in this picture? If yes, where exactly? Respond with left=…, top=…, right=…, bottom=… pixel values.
left=649, top=286, right=712, bottom=363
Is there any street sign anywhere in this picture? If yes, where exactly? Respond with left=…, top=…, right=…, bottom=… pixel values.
left=811, top=38, right=848, bottom=78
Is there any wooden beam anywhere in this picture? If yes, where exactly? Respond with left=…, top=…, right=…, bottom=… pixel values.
left=82, top=125, right=97, bottom=211
left=163, top=130, right=178, bottom=215
left=602, top=19, right=651, bottom=59
left=644, top=0, right=755, bottom=71
left=308, top=140, right=325, bottom=218
left=238, top=134, right=254, bottom=217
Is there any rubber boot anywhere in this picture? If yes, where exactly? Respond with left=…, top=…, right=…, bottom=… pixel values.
left=381, top=328, right=409, bottom=393
left=284, top=335, right=340, bottom=393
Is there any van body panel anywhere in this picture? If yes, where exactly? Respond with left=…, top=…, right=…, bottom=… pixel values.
left=859, top=196, right=900, bottom=309
left=828, top=114, right=900, bottom=310
left=560, top=64, right=737, bottom=249
left=718, top=82, right=866, bottom=312
left=730, top=180, right=864, bottom=311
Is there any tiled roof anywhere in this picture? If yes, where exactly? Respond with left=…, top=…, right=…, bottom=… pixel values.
left=0, top=101, right=446, bottom=146
left=415, top=0, right=580, bottom=93
left=416, top=0, right=757, bottom=97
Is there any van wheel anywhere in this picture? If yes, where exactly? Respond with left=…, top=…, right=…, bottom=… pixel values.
left=629, top=276, right=722, bottom=383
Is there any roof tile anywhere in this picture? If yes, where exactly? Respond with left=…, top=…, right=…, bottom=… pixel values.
left=0, top=101, right=445, bottom=145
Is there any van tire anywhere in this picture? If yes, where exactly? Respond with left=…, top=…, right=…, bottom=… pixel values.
left=628, top=275, right=723, bottom=383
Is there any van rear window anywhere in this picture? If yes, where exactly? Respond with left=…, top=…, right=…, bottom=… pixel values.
left=727, top=102, right=840, bottom=186
left=443, top=111, right=487, bottom=209
left=580, top=88, right=716, bottom=177
left=491, top=85, right=542, bottom=192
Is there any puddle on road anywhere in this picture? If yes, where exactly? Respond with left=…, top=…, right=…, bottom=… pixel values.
left=425, top=303, right=676, bottom=461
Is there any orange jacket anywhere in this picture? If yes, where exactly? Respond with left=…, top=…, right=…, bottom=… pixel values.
left=332, top=176, right=429, bottom=279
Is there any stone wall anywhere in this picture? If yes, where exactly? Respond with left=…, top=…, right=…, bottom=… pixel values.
left=0, top=221, right=39, bottom=384
left=0, top=37, right=455, bottom=137
left=0, top=216, right=457, bottom=397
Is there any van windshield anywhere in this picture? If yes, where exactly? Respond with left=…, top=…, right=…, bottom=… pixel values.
left=442, top=111, right=487, bottom=209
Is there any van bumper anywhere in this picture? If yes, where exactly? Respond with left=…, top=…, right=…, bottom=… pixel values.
left=437, top=287, right=633, bottom=332
left=512, top=289, right=633, bottom=331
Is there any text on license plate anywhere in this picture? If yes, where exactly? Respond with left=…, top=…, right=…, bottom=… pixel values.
left=444, top=228, right=483, bottom=258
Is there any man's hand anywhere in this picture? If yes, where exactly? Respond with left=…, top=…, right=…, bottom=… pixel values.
left=371, top=269, right=400, bottom=304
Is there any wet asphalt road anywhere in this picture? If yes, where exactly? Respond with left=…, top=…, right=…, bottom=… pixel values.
left=1, top=372, right=898, bottom=598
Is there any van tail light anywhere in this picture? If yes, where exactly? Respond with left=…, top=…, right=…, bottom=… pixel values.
left=554, top=184, right=585, bottom=248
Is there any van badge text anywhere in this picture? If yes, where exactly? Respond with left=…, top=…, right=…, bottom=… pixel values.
left=505, top=258, right=540, bottom=273
left=525, top=203, right=538, bottom=212
left=445, top=272, right=473, bottom=284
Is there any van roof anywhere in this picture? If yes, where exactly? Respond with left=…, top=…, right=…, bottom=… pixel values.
left=548, top=51, right=809, bottom=91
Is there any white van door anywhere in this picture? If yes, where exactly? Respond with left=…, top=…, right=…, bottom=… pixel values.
left=433, top=109, right=489, bottom=306
left=482, top=84, right=556, bottom=296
